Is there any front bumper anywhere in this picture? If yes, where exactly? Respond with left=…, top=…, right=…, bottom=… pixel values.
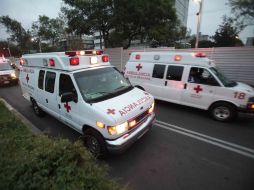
left=106, top=113, right=155, bottom=154
left=238, top=107, right=254, bottom=114
left=0, top=77, right=18, bottom=86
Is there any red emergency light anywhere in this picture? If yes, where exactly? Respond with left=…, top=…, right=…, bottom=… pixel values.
left=70, top=57, right=79, bottom=65
left=195, top=52, right=206, bottom=57
left=49, top=58, right=55, bottom=66
left=65, top=50, right=103, bottom=56
left=102, top=55, right=109, bottom=62
left=174, top=55, right=182, bottom=61
left=135, top=54, right=141, bottom=60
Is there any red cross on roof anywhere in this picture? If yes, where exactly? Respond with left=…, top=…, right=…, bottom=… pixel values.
left=26, top=74, right=29, bottom=83
left=64, top=102, right=71, bottom=112
left=136, top=64, right=142, bottom=71
left=194, top=85, right=203, bottom=94
left=107, top=108, right=115, bottom=115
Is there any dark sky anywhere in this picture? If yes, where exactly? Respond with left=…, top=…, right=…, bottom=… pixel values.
left=0, top=0, right=253, bottom=43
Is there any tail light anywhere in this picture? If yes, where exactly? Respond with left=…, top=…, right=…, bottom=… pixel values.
left=135, top=54, right=141, bottom=60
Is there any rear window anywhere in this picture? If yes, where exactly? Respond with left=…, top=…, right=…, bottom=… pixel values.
left=38, top=70, right=45, bottom=90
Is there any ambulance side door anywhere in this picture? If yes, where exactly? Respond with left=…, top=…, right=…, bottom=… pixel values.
left=181, top=66, right=221, bottom=109
left=163, top=65, right=185, bottom=104
left=38, top=70, right=60, bottom=118
left=145, top=64, right=167, bottom=99
left=57, top=73, right=81, bottom=130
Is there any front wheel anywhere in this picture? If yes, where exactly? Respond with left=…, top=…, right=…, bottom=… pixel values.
left=209, top=102, right=237, bottom=122
left=32, top=101, right=45, bottom=117
left=83, top=129, right=108, bottom=158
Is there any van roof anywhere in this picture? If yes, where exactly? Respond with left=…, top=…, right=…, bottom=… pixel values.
left=129, top=52, right=214, bottom=67
left=21, top=51, right=110, bottom=71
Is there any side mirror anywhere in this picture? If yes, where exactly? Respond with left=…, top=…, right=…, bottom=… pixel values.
left=61, top=92, right=77, bottom=103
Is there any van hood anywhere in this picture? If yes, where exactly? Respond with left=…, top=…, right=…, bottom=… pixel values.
left=231, top=82, right=254, bottom=94
left=0, top=69, right=14, bottom=76
left=92, top=88, right=154, bottom=124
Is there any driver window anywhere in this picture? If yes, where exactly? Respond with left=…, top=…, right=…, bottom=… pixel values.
left=188, top=67, right=220, bottom=86
left=59, top=74, right=77, bottom=98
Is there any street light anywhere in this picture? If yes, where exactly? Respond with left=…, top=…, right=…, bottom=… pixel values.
left=193, top=0, right=203, bottom=49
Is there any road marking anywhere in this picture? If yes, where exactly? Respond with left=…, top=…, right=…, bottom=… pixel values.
left=155, top=120, right=254, bottom=159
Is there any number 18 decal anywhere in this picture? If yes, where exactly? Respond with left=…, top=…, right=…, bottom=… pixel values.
left=234, top=92, right=246, bottom=99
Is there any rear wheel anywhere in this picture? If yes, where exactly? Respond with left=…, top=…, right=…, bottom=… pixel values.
left=32, top=100, right=45, bottom=117
left=209, top=102, right=237, bottom=122
left=83, top=128, right=108, bottom=158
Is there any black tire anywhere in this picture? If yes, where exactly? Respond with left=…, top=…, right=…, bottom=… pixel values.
left=83, top=128, right=108, bottom=158
left=209, top=102, right=237, bottom=122
left=32, top=100, right=45, bottom=117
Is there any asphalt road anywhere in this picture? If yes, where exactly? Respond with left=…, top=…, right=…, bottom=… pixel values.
left=1, top=84, right=254, bottom=190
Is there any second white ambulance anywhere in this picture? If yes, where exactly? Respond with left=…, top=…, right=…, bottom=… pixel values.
left=19, top=50, right=155, bottom=157
left=125, top=52, right=254, bottom=122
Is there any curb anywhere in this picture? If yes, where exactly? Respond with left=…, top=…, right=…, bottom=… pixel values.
left=0, top=98, right=42, bottom=135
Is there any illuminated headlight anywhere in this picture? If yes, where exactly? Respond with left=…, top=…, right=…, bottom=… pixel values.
left=148, top=102, right=155, bottom=114
left=107, top=122, right=128, bottom=135
left=10, top=73, right=16, bottom=78
left=90, top=56, right=98, bottom=64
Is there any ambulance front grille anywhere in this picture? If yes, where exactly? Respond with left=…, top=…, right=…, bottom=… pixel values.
left=129, top=109, right=149, bottom=130
left=0, top=74, right=11, bottom=81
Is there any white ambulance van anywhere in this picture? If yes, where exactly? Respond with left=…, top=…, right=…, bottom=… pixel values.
left=0, top=55, right=18, bottom=86
left=125, top=52, right=254, bottom=122
left=19, top=50, right=155, bottom=157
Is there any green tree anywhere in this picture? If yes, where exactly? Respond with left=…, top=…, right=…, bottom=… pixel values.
left=111, top=0, right=180, bottom=48
left=229, top=0, right=254, bottom=24
left=213, top=16, right=244, bottom=47
left=32, top=15, right=65, bottom=46
left=62, top=0, right=114, bottom=48
left=0, top=16, right=31, bottom=51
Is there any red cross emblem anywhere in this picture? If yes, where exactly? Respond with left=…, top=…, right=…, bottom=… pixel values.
left=26, top=74, right=29, bottom=83
left=136, top=64, right=142, bottom=71
left=107, top=108, right=115, bottom=115
left=64, top=102, right=71, bottom=112
left=194, top=85, right=203, bottom=94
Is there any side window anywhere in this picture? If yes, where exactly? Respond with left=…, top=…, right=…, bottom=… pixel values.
left=59, top=74, right=77, bottom=97
left=188, top=67, right=220, bottom=86
left=45, top=71, right=56, bottom=93
left=152, top=64, right=166, bottom=79
left=166, top=66, right=184, bottom=81
left=38, top=70, right=45, bottom=89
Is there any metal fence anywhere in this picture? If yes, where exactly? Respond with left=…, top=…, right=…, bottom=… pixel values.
left=105, top=47, right=254, bottom=86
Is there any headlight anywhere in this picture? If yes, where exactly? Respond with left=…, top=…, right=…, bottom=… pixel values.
left=11, top=73, right=16, bottom=78
left=148, top=102, right=155, bottom=114
left=107, top=122, right=128, bottom=135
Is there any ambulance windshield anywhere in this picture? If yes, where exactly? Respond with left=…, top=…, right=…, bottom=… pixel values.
left=74, top=67, right=133, bottom=103
left=210, top=67, right=237, bottom=87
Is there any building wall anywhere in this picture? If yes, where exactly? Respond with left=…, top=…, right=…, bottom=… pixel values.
left=175, top=0, right=189, bottom=27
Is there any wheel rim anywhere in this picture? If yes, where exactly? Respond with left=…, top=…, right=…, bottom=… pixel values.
left=86, top=135, right=101, bottom=156
left=33, top=103, right=40, bottom=115
left=213, top=106, right=230, bottom=120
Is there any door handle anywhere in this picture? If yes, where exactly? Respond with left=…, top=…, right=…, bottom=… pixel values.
left=165, top=81, right=167, bottom=86
left=46, top=99, right=48, bottom=103
left=58, top=104, right=61, bottom=109
left=184, top=83, right=187, bottom=89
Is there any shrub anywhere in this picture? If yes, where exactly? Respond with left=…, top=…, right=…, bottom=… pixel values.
left=0, top=101, right=124, bottom=190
